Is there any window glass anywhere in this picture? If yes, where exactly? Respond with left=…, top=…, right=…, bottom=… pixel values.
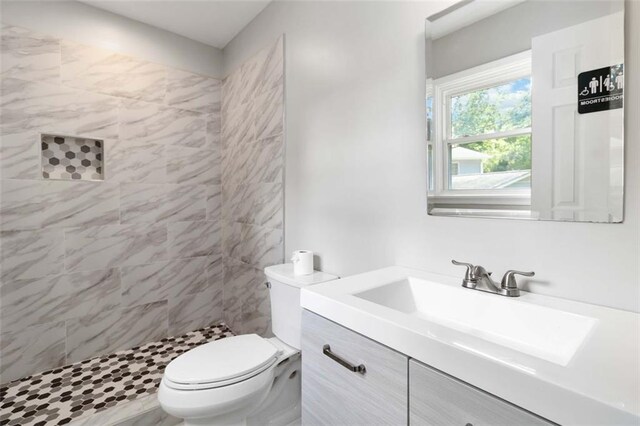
left=450, top=77, right=531, bottom=138
left=427, top=95, right=435, bottom=192
left=426, top=96, right=434, bottom=142
left=427, top=144, right=434, bottom=191
left=448, top=135, right=532, bottom=190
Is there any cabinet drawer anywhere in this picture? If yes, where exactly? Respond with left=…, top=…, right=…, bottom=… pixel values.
left=409, top=360, right=554, bottom=426
left=301, top=310, right=408, bottom=426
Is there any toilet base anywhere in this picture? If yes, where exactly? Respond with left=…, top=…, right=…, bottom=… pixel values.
left=247, top=355, right=301, bottom=426
left=180, top=354, right=302, bottom=426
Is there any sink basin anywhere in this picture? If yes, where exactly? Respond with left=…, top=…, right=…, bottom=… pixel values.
left=302, top=266, right=639, bottom=424
left=354, top=277, right=597, bottom=366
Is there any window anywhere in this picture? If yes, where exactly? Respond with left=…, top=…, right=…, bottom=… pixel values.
left=428, top=51, right=532, bottom=208
left=426, top=89, right=434, bottom=192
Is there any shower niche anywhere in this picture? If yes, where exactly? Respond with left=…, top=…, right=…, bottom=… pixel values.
left=41, top=134, right=104, bottom=181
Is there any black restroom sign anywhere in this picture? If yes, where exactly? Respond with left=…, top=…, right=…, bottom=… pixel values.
left=578, top=64, right=623, bottom=114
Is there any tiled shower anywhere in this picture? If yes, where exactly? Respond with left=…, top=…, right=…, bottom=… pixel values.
left=0, top=22, right=284, bottom=385
left=222, top=37, right=285, bottom=337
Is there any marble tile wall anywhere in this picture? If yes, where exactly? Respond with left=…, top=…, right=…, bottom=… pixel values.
left=221, top=37, right=285, bottom=336
left=0, top=23, right=223, bottom=384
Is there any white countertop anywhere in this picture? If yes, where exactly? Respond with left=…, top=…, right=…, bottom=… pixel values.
left=300, top=266, right=640, bottom=425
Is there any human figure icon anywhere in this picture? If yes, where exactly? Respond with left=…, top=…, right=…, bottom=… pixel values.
left=603, top=74, right=611, bottom=91
left=616, top=73, right=624, bottom=90
left=589, top=77, right=599, bottom=94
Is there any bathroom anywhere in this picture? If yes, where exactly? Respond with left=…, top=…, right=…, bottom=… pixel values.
left=0, top=0, right=637, bottom=424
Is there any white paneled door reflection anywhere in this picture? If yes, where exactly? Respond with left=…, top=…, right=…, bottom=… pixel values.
left=532, top=12, right=624, bottom=222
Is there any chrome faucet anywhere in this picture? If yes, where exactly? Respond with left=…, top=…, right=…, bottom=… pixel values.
left=452, top=260, right=534, bottom=297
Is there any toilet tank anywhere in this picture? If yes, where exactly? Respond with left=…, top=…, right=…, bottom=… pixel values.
left=264, top=264, right=338, bottom=350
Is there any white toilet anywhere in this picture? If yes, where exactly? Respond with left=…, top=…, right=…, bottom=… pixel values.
left=158, top=263, right=338, bottom=426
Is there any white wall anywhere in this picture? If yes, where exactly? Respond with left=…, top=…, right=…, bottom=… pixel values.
left=0, top=0, right=224, bottom=77
left=224, top=0, right=639, bottom=312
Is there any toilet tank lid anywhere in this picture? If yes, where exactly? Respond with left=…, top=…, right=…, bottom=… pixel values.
left=264, top=263, right=338, bottom=288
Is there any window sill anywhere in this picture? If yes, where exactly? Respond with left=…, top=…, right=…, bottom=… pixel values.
left=428, top=192, right=531, bottom=207
left=428, top=207, right=536, bottom=220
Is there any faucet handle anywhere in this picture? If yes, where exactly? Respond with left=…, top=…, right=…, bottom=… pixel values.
left=452, top=260, right=474, bottom=281
left=501, top=270, right=535, bottom=290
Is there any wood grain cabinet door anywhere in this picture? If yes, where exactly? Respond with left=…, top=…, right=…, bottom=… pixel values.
left=301, top=310, right=408, bottom=426
left=409, top=359, right=555, bottom=426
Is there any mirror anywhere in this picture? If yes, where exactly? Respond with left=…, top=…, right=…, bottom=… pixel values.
left=425, top=0, right=624, bottom=222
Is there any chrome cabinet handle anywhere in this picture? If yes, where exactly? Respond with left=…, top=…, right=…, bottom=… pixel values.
left=322, top=344, right=366, bottom=374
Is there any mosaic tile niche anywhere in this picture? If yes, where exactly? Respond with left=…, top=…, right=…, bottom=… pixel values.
left=41, top=134, right=104, bottom=180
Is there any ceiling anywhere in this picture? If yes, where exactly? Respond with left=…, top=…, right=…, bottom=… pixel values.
left=80, top=0, right=272, bottom=49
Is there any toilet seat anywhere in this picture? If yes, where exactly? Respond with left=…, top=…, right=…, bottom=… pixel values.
left=164, top=334, right=280, bottom=391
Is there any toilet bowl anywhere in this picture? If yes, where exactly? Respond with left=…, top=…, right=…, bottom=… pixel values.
left=158, top=335, right=299, bottom=426
left=158, top=263, right=338, bottom=426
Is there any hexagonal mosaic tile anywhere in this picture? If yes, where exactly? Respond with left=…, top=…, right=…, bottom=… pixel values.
left=41, top=135, right=104, bottom=180
left=0, top=323, right=234, bottom=426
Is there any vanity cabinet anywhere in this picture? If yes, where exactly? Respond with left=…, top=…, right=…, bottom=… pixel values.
left=409, top=359, right=553, bottom=425
left=301, top=310, right=408, bottom=425
left=301, top=310, right=557, bottom=426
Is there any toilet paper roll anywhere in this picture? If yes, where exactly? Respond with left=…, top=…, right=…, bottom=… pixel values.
left=291, top=250, right=314, bottom=275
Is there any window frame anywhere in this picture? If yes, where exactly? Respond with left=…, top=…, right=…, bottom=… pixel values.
left=426, top=81, right=435, bottom=192
left=428, top=51, right=533, bottom=208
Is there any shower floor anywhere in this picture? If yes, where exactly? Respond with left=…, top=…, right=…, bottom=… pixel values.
left=0, top=323, right=234, bottom=426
